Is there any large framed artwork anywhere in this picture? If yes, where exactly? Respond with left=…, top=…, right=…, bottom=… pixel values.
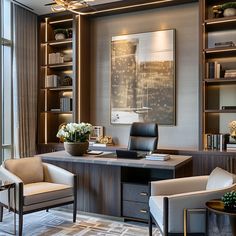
left=111, top=29, right=175, bottom=125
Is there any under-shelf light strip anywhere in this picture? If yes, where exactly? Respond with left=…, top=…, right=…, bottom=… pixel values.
left=206, top=48, right=236, bottom=53
left=72, top=0, right=174, bottom=15
left=206, top=18, right=236, bottom=25
left=45, top=18, right=48, bottom=144
left=49, top=19, right=73, bottom=24
left=49, top=40, right=72, bottom=46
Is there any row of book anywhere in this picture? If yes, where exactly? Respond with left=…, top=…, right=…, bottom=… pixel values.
left=205, top=133, right=229, bottom=151
left=206, top=62, right=223, bottom=79
left=60, top=97, right=72, bottom=112
left=45, top=75, right=59, bottom=88
left=206, top=62, right=236, bottom=79
left=48, top=53, right=64, bottom=65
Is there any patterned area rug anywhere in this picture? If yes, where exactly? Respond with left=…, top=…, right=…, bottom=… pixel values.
left=0, top=209, right=161, bottom=236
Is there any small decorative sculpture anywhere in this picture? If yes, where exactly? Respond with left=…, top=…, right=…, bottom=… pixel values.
left=97, top=136, right=113, bottom=145
left=212, top=5, right=223, bottom=18
left=228, top=120, right=236, bottom=140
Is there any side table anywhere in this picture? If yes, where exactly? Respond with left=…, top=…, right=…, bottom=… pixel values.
left=206, top=199, right=236, bottom=236
left=0, top=180, right=16, bottom=235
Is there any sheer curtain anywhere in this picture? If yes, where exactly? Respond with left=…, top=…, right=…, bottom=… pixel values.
left=13, top=4, right=38, bottom=157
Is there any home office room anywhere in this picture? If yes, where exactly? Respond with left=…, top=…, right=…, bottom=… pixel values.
left=0, top=0, right=236, bottom=235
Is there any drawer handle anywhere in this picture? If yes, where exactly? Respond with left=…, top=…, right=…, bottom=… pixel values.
left=140, top=209, right=148, bottom=214
left=139, top=192, right=148, bottom=196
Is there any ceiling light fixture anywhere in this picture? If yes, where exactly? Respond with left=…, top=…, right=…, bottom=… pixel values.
left=48, top=0, right=94, bottom=13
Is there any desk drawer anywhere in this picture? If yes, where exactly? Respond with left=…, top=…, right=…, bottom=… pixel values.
left=123, top=201, right=149, bottom=220
left=122, top=183, right=149, bottom=203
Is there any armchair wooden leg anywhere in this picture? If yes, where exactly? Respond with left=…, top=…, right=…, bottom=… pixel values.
left=73, top=175, right=77, bottom=223
left=73, top=200, right=77, bottom=222
left=149, top=213, right=153, bottom=236
left=0, top=204, right=3, bottom=222
left=18, top=211, right=23, bottom=236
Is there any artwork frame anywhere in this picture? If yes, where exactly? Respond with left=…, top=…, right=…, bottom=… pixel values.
left=110, top=29, right=176, bottom=125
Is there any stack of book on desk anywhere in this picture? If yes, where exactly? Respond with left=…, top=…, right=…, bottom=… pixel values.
left=145, top=153, right=170, bottom=161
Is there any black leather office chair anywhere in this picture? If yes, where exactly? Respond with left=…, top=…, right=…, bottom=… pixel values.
left=128, top=122, right=158, bottom=152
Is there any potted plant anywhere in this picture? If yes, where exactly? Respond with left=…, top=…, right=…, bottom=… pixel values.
left=54, top=28, right=68, bottom=40
left=57, top=122, right=93, bottom=156
left=222, top=2, right=236, bottom=17
left=222, top=191, right=236, bottom=210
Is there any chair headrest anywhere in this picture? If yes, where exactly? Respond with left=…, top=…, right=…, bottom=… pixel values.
left=130, top=122, right=158, bottom=137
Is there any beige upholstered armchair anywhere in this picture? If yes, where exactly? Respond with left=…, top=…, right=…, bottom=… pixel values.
left=0, top=157, right=77, bottom=236
left=149, top=167, right=236, bottom=236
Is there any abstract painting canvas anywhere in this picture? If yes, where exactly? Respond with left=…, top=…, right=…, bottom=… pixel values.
left=111, top=29, right=175, bottom=125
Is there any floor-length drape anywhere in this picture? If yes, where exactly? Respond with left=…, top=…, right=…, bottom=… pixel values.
left=13, top=5, right=38, bottom=157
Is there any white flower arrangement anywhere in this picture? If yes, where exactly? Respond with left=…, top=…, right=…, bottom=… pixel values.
left=57, top=122, right=93, bottom=142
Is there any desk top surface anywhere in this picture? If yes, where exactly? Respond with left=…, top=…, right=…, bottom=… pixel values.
left=38, top=151, right=192, bottom=170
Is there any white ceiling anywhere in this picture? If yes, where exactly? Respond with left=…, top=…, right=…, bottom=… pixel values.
left=14, top=0, right=122, bottom=15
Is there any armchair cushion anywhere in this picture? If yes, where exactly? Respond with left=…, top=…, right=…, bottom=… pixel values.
left=206, top=167, right=234, bottom=190
left=24, top=182, right=73, bottom=206
left=4, top=157, right=44, bottom=184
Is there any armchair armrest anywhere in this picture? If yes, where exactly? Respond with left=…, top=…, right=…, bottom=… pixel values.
left=42, top=163, right=75, bottom=187
left=0, top=166, right=23, bottom=210
left=151, top=176, right=209, bottom=196
left=167, top=184, right=236, bottom=233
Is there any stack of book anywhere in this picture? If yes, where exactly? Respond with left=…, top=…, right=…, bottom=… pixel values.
left=145, top=153, right=170, bottom=161
left=205, top=133, right=230, bottom=151
left=224, top=69, right=236, bottom=78
left=226, top=142, right=236, bottom=152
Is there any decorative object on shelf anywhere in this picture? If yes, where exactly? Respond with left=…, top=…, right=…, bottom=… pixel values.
left=60, top=75, right=72, bottom=86
left=57, top=122, right=93, bottom=156
left=67, top=28, right=73, bottom=38
left=222, top=2, right=236, bottom=17
left=212, top=5, right=223, bottom=18
left=222, top=191, right=236, bottom=210
left=54, top=28, right=68, bottom=40
left=96, top=135, right=113, bottom=145
left=215, top=41, right=235, bottom=48
left=229, top=120, right=236, bottom=140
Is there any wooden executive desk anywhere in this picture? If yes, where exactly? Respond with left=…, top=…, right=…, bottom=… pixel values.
left=38, top=151, right=192, bottom=221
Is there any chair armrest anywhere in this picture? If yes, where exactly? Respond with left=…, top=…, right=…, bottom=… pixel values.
left=0, top=166, right=23, bottom=209
left=42, top=163, right=75, bottom=187
left=151, top=176, right=209, bottom=196
left=165, top=184, right=236, bottom=233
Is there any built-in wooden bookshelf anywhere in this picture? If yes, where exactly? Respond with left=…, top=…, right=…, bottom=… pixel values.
left=38, top=13, right=90, bottom=153
left=200, top=0, right=236, bottom=149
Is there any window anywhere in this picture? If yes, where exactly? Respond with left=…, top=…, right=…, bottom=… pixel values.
left=0, top=0, right=13, bottom=163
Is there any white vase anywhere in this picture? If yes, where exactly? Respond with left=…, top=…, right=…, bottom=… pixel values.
left=223, top=8, right=236, bottom=17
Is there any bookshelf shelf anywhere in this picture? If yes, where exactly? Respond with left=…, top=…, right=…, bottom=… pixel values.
left=205, top=16, right=236, bottom=31
left=204, top=78, right=236, bottom=84
left=41, top=111, right=73, bottom=114
left=204, top=109, right=236, bottom=113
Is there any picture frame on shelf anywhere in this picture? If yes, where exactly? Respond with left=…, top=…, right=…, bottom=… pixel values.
left=110, top=29, right=176, bottom=125
left=90, top=126, right=104, bottom=140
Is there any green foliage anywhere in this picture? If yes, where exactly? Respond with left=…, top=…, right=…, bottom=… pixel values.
left=222, top=191, right=236, bottom=207
left=222, top=2, right=236, bottom=10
